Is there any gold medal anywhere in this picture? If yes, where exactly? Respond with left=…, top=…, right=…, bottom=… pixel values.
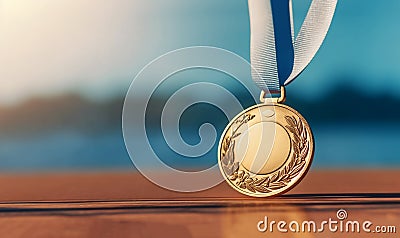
left=217, top=0, right=336, bottom=197
left=218, top=87, right=314, bottom=197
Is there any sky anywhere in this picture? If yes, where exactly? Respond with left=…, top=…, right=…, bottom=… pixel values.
left=1, top=0, right=400, bottom=105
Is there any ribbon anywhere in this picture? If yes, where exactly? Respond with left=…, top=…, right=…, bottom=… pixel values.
left=249, top=0, right=338, bottom=95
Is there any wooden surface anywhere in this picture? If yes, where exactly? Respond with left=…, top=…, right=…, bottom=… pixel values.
left=0, top=170, right=399, bottom=237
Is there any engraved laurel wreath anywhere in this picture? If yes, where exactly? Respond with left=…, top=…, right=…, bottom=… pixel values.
left=221, top=114, right=310, bottom=193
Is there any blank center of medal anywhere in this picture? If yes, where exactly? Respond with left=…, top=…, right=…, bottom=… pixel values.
left=236, top=122, right=291, bottom=175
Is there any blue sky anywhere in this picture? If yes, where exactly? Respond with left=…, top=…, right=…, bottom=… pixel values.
left=1, top=0, right=400, bottom=104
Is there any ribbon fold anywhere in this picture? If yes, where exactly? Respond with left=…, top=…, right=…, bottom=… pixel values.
left=249, top=0, right=338, bottom=94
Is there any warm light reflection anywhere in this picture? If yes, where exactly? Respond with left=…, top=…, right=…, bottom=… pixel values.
left=0, top=0, right=170, bottom=105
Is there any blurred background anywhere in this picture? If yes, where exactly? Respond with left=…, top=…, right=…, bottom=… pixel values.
left=0, top=0, right=400, bottom=173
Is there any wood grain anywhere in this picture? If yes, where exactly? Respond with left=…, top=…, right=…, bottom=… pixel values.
left=0, top=170, right=399, bottom=202
left=0, top=170, right=399, bottom=238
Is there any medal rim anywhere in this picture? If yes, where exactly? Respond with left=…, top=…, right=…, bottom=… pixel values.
left=217, top=102, right=315, bottom=198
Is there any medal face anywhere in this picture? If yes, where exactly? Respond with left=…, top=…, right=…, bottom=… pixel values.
left=218, top=103, right=314, bottom=197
